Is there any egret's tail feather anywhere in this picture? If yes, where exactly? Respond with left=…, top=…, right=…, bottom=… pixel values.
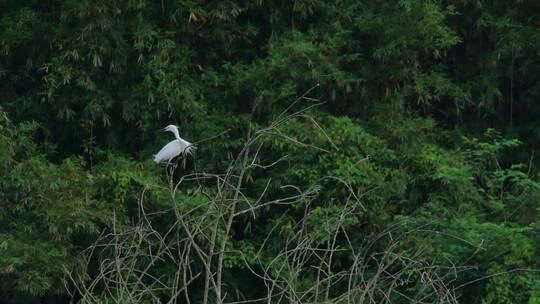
left=184, top=145, right=197, bottom=156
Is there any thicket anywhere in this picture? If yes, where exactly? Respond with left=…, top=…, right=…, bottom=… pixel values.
left=1, top=0, right=539, bottom=303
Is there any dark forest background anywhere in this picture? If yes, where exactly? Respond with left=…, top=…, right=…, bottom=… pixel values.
left=1, top=0, right=540, bottom=303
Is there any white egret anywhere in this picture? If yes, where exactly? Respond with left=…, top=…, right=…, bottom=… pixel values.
left=153, top=124, right=196, bottom=164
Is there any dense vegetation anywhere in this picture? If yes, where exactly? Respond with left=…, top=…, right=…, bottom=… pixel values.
left=1, top=0, right=540, bottom=303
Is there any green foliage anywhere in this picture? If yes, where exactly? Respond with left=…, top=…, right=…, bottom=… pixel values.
left=1, top=0, right=539, bottom=302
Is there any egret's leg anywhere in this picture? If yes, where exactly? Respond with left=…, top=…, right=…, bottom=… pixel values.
left=165, top=159, right=173, bottom=185
left=171, top=161, right=178, bottom=176
left=166, top=159, right=179, bottom=186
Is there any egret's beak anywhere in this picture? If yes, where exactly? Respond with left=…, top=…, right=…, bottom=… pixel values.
left=157, top=127, right=167, bottom=132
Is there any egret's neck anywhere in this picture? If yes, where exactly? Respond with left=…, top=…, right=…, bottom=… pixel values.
left=171, top=128, right=180, bottom=140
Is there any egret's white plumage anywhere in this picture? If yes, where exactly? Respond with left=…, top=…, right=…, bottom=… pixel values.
left=153, top=125, right=196, bottom=164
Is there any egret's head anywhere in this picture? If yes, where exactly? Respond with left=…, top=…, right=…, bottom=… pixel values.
left=161, top=124, right=178, bottom=133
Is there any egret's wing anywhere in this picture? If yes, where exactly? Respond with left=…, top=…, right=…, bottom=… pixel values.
left=153, top=140, right=182, bottom=163
left=153, top=138, right=197, bottom=164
